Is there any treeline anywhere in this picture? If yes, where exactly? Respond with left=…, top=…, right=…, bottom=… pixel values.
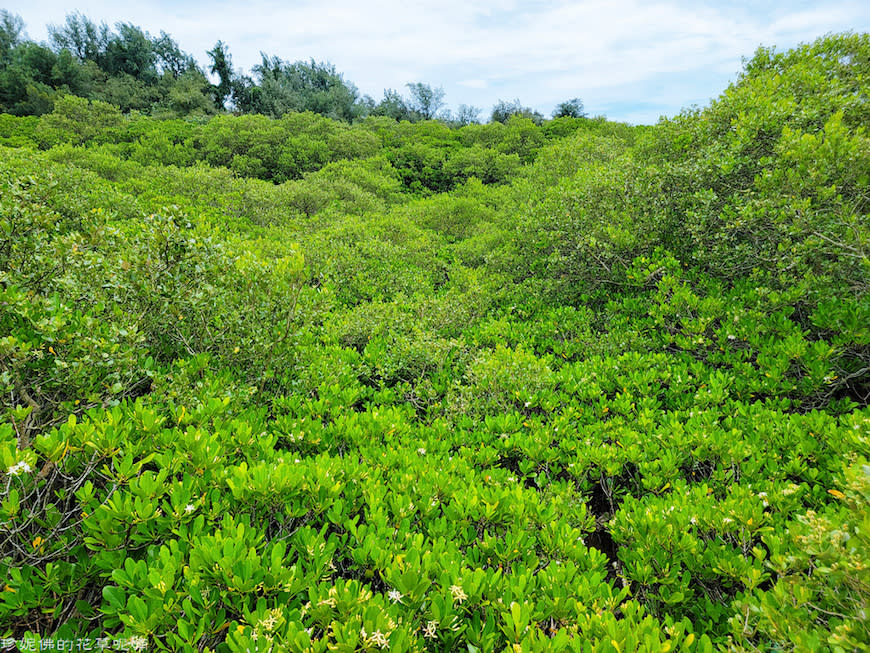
left=0, top=10, right=586, bottom=124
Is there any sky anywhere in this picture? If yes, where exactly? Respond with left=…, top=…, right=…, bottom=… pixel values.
left=5, top=0, right=869, bottom=124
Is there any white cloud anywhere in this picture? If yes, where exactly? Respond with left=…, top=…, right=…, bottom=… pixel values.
left=4, top=0, right=868, bottom=123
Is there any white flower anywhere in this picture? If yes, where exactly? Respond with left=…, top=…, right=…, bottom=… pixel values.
left=723, top=518, right=734, bottom=524
left=184, top=503, right=196, bottom=513
left=259, top=613, right=278, bottom=631
left=422, top=620, right=438, bottom=638
left=7, top=461, right=31, bottom=476
left=370, top=630, right=389, bottom=649
left=388, top=589, right=403, bottom=603
left=449, top=584, right=467, bottom=604
left=417, top=447, right=426, bottom=455
left=727, top=334, right=737, bottom=341
left=129, top=636, right=148, bottom=651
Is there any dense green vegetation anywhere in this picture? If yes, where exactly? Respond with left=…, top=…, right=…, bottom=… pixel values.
left=1, top=30, right=868, bottom=653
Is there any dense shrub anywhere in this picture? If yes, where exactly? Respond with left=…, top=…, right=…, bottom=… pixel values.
left=1, top=32, right=868, bottom=652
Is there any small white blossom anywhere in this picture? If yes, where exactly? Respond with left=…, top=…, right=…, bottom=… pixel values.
left=723, top=518, right=734, bottom=524
left=727, top=334, right=737, bottom=341
left=422, top=621, right=438, bottom=638
left=184, top=503, right=196, bottom=513
left=7, top=461, right=31, bottom=476
left=449, top=584, right=467, bottom=604
left=417, top=447, right=426, bottom=455
left=129, top=636, right=148, bottom=652
left=388, top=589, right=403, bottom=603
left=370, top=630, right=389, bottom=649
left=259, top=613, right=278, bottom=631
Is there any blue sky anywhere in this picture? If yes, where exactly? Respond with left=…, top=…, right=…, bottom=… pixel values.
left=6, top=0, right=869, bottom=124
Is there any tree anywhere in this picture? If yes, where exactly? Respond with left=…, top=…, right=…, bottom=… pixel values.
left=103, top=23, right=157, bottom=84
left=207, top=40, right=234, bottom=110
left=160, top=68, right=214, bottom=116
left=250, top=55, right=360, bottom=121
left=51, top=48, right=97, bottom=97
left=406, top=82, right=445, bottom=120
left=48, top=13, right=109, bottom=64
left=490, top=98, right=543, bottom=125
left=286, top=59, right=359, bottom=121
left=454, top=104, right=482, bottom=126
left=153, top=31, right=196, bottom=79
left=0, top=10, right=24, bottom=63
left=0, top=41, right=60, bottom=114
left=228, top=73, right=261, bottom=114
left=373, top=88, right=413, bottom=121
left=553, top=97, right=586, bottom=118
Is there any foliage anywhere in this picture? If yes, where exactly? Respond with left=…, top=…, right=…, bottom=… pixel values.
left=0, top=31, right=868, bottom=653
left=491, top=98, right=545, bottom=125
left=405, top=82, right=446, bottom=121
left=552, top=98, right=587, bottom=119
